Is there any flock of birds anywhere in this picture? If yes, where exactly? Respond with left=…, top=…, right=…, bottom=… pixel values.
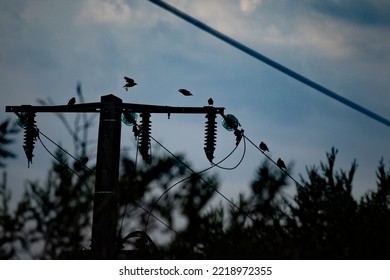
left=66, top=76, right=287, bottom=170
left=68, top=76, right=212, bottom=105
left=259, top=141, right=286, bottom=169
left=123, top=76, right=214, bottom=105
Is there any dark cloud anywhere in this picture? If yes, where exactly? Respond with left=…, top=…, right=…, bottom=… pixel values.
left=308, top=0, right=390, bottom=26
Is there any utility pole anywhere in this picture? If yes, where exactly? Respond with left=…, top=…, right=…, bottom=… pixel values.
left=5, top=94, right=227, bottom=259
left=91, top=95, right=122, bottom=259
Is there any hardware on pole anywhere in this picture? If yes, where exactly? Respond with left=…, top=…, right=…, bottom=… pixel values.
left=5, top=94, right=227, bottom=259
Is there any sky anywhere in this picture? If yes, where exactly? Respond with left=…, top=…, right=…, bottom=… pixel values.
left=1, top=0, right=390, bottom=208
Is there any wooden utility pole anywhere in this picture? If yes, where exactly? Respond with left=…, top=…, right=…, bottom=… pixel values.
left=5, top=94, right=225, bottom=259
left=90, top=95, right=122, bottom=259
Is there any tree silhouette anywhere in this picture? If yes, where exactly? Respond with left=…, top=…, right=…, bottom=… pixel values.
left=0, top=118, right=21, bottom=259
left=291, top=148, right=359, bottom=259
left=358, top=159, right=390, bottom=259
left=16, top=149, right=94, bottom=259
left=0, top=119, right=19, bottom=168
left=162, top=159, right=291, bottom=259
left=2, top=108, right=390, bottom=259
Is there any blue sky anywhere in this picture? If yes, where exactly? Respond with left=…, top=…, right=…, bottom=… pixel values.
left=1, top=0, right=390, bottom=204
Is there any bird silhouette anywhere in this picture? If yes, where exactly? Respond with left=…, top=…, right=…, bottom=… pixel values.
left=208, top=98, right=214, bottom=106
left=179, top=89, right=192, bottom=96
left=259, top=141, right=269, bottom=152
left=74, top=155, right=88, bottom=171
left=67, top=97, right=76, bottom=105
left=80, top=156, right=89, bottom=165
left=123, top=76, right=137, bottom=91
left=277, top=158, right=286, bottom=169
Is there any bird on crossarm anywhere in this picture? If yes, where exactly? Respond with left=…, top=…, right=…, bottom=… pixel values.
left=67, top=97, right=76, bottom=105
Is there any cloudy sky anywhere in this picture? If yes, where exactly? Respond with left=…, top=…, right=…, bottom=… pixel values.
left=1, top=0, right=390, bottom=205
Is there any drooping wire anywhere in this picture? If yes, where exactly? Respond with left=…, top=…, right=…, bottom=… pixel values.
left=118, top=117, right=180, bottom=240
left=242, top=133, right=304, bottom=189
left=211, top=133, right=246, bottom=171
left=148, top=134, right=256, bottom=226
left=144, top=134, right=250, bottom=232
left=143, top=165, right=211, bottom=233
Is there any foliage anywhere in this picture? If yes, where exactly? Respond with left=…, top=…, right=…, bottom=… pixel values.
left=358, top=159, right=390, bottom=258
left=0, top=119, right=19, bottom=168
left=20, top=150, right=93, bottom=259
left=0, top=118, right=22, bottom=259
left=1, top=107, right=390, bottom=259
left=290, top=148, right=359, bottom=258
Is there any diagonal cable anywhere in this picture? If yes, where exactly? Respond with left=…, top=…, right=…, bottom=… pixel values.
left=243, top=134, right=304, bottom=189
left=147, top=0, right=390, bottom=128
left=150, top=134, right=256, bottom=223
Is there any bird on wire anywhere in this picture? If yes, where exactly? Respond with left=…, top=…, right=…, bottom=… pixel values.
left=259, top=141, right=269, bottom=152
left=74, top=156, right=89, bottom=172
left=123, top=76, right=137, bottom=91
left=179, top=88, right=192, bottom=96
left=277, top=158, right=286, bottom=169
left=208, top=98, right=214, bottom=106
left=67, top=97, right=76, bottom=105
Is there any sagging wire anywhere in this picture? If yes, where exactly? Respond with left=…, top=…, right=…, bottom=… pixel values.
left=143, top=133, right=249, bottom=232
left=210, top=132, right=246, bottom=171
left=143, top=167, right=211, bottom=233
left=121, top=112, right=254, bottom=235
left=118, top=116, right=180, bottom=250
left=149, top=134, right=256, bottom=224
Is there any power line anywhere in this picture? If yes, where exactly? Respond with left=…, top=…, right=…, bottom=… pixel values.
left=39, top=119, right=178, bottom=238
left=242, top=133, right=304, bottom=189
left=143, top=135, right=247, bottom=232
left=10, top=95, right=303, bottom=257
left=37, top=131, right=93, bottom=193
left=7, top=95, right=228, bottom=259
left=119, top=119, right=249, bottom=233
left=149, top=134, right=256, bottom=223
left=147, top=0, right=390, bottom=128
left=135, top=202, right=179, bottom=234
left=39, top=130, right=94, bottom=173
left=211, top=135, right=246, bottom=171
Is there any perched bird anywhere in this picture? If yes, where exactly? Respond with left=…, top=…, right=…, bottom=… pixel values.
left=67, top=97, right=76, bottom=105
left=74, top=156, right=88, bottom=171
left=80, top=156, right=89, bottom=165
left=208, top=98, right=214, bottom=106
left=259, top=141, right=269, bottom=152
left=277, top=158, right=286, bottom=169
left=123, top=76, right=137, bottom=91
left=179, top=88, right=192, bottom=96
